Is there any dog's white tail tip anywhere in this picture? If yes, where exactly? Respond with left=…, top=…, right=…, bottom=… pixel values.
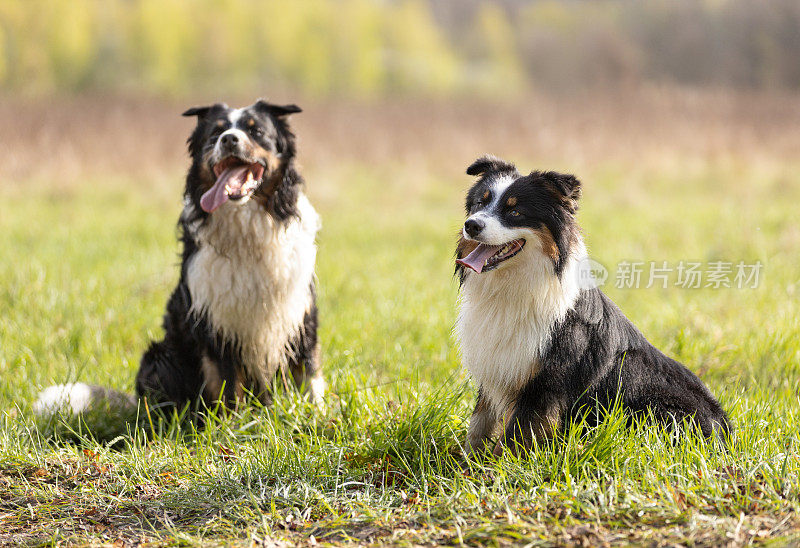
left=34, top=383, right=95, bottom=415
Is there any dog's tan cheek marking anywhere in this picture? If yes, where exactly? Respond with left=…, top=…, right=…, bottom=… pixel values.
left=252, top=149, right=285, bottom=207
left=254, top=148, right=281, bottom=176
left=535, top=225, right=560, bottom=263
left=199, top=150, right=217, bottom=186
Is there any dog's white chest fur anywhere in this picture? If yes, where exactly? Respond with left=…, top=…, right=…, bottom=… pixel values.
left=456, top=244, right=584, bottom=415
left=184, top=195, right=319, bottom=383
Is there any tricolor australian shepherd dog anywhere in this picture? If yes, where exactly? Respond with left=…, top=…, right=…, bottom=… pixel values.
left=36, top=99, right=324, bottom=417
left=455, top=156, right=731, bottom=457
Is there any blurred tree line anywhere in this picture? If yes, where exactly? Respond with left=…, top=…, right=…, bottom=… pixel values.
left=0, top=0, right=798, bottom=97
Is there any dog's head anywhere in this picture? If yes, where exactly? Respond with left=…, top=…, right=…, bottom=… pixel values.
left=183, top=99, right=301, bottom=213
left=456, top=155, right=582, bottom=278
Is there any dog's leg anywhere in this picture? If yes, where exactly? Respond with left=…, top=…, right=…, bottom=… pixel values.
left=287, top=301, right=325, bottom=404
left=304, top=345, right=326, bottom=403
left=136, top=340, right=202, bottom=412
left=466, top=388, right=498, bottom=457
left=494, top=379, right=565, bottom=457
left=213, top=344, right=249, bottom=407
left=288, top=344, right=325, bottom=403
left=495, top=405, right=562, bottom=457
left=136, top=283, right=209, bottom=413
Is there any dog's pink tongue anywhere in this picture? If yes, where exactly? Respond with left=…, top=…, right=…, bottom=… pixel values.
left=200, top=165, right=249, bottom=213
left=456, top=243, right=501, bottom=273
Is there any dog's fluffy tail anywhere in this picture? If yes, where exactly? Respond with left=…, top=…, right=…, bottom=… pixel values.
left=34, top=383, right=136, bottom=416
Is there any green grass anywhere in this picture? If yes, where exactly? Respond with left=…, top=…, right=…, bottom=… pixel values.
left=1, top=160, right=799, bottom=545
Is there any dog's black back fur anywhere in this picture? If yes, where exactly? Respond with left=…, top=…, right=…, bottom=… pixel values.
left=518, top=288, right=731, bottom=439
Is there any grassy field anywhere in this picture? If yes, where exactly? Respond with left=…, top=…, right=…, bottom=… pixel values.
left=1, top=90, right=799, bottom=545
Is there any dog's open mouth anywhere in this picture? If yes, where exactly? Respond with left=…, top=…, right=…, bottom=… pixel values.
left=200, top=157, right=266, bottom=213
left=456, top=239, right=526, bottom=273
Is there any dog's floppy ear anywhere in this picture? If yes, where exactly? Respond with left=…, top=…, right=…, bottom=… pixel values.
left=539, top=171, right=582, bottom=213
left=182, top=103, right=227, bottom=118
left=466, top=155, right=515, bottom=176
left=255, top=99, right=302, bottom=117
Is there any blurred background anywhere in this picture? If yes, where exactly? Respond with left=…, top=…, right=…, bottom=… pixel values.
left=2, top=0, right=799, bottom=186
left=4, top=0, right=800, bottom=97
left=1, top=0, right=799, bottom=394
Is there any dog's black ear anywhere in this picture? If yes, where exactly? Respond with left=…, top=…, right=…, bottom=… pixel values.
left=271, top=103, right=303, bottom=116
left=466, top=155, right=515, bottom=176
left=539, top=171, right=582, bottom=213
left=182, top=103, right=227, bottom=118
left=255, top=99, right=302, bottom=117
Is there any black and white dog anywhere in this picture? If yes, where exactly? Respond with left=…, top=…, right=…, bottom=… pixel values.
left=36, top=100, right=324, bottom=416
left=455, top=155, right=731, bottom=456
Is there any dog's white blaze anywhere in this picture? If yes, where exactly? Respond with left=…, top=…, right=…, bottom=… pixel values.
left=488, top=175, right=515, bottom=205
left=33, top=383, right=93, bottom=415
left=228, top=107, right=245, bottom=125
left=463, top=175, right=519, bottom=245
left=185, top=194, right=320, bottom=387
left=456, top=235, right=587, bottom=415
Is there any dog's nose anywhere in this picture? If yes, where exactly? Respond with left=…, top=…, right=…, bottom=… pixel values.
left=220, top=133, right=239, bottom=148
left=464, top=218, right=485, bottom=238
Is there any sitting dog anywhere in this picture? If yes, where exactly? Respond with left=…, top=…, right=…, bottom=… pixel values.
left=36, top=100, right=324, bottom=417
left=455, top=155, right=731, bottom=456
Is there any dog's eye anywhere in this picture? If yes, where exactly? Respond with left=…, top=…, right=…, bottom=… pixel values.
left=509, top=210, right=520, bottom=217
left=473, top=190, right=491, bottom=209
left=249, top=126, right=263, bottom=138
